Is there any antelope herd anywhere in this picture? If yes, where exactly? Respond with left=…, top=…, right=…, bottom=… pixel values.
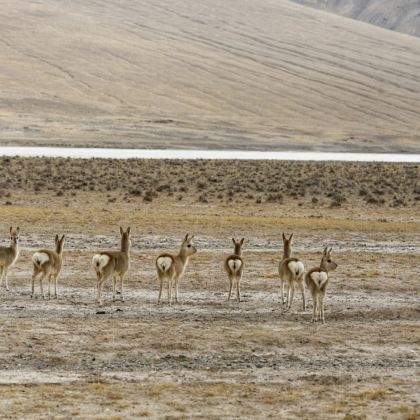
left=0, top=226, right=338, bottom=323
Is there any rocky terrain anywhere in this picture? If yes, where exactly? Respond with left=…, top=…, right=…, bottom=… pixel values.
left=291, top=0, right=420, bottom=37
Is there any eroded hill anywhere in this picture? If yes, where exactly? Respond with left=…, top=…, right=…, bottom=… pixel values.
left=1, top=0, right=420, bottom=151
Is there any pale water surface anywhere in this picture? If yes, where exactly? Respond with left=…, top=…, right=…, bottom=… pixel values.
left=0, top=147, right=419, bottom=162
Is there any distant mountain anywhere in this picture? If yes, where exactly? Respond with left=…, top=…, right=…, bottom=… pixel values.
left=0, top=0, right=420, bottom=152
left=291, top=0, right=420, bottom=37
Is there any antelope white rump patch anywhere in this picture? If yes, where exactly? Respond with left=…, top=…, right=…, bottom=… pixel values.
left=228, top=259, right=242, bottom=272
left=157, top=256, right=172, bottom=271
left=288, top=260, right=304, bottom=277
left=32, top=251, right=49, bottom=266
left=92, top=254, right=110, bottom=271
left=311, top=271, right=328, bottom=288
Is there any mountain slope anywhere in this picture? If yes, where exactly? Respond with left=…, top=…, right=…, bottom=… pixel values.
left=291, top=0, right=420, bottom=38
left=0, top=0, right=420, bottom=151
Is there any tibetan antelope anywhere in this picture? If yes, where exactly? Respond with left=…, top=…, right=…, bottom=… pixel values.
left=0, top=227, right=20, bottom=291
left=305, top=247, right=338, bottom=323
left=92, top=227, right=131, bottom=306
left=278, top=233, right=305, bottom=310
left=31, top=235, right=65, bottom=299
left=224, top=238, right=244, bottom=302
left=156, top=234, right=197, bottom=305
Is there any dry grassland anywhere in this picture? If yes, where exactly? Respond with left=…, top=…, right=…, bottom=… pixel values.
left=0, top=158, right=418, bottom=418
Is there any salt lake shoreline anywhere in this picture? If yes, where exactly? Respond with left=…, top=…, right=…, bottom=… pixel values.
left=0, top=147, right=419, bottom=162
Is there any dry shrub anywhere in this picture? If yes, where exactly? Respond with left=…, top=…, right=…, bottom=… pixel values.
left=0, top=157, right=418, bottom=208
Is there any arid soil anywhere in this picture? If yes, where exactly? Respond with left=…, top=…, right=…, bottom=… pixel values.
left=1, top=0, right=420, bottom=152
left=0, top=158, right=419, bottom=419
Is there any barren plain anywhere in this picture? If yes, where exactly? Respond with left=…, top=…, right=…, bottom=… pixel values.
left=0, top=157, right=418, bottom=418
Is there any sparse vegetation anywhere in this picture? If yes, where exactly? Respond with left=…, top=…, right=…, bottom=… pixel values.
left=0, top=157, right=418, bottom=419
left=0, top=157, right=418, bottom=208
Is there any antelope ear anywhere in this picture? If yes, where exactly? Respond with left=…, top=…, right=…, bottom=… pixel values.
left=190, top=235, right=194, bottom=240
left=240, top=238, right=245, bottom=245
left=289, top=233, right=294, bottom=241
left=55, top=234, right=59, bottom=242
left=61, top=235, right=66, bottom=241
left=184, top=233, right=189, bottom=241
left=120, top=226, right=124, bottom=235
left=329, top=247, right=333, bottom=254
left=16, top=227, right=20, bottom=233
left=10, top=227, right=12, bottom=234
left=127, top=227, right=131, bottom=235
left=232, top=238, right=236, bottom=244
left=323, top=247, right=328, bottom=255
left=282, top=233, right=286, bottom=241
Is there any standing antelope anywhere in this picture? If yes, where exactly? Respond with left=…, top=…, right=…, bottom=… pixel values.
left=0, top=227, right=20, bottom=290
left=156, top=234, right=197, bottom=305
left=92, top=227, right=131, bottom=306
left=224, top=238, right=244, bottom=302
left=278, top=233, right=305, bottom=310
left=31, top=234, right=65, bottom=299
left=305, top=247, right=338, bottom=323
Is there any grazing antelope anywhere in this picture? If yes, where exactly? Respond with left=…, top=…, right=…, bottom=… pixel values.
left=0, top=227, right=20, bottom=290
left=305, top=247, right=338, bottom=323
left=224, top=238, right=244, bottom=302
left=92, top=227, right=131, bottom=306
left=156, top=234, right=197, bottom=305
left=31, top=234, right=65, bottom=299
left=279, top=233, right=305, bottom=310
